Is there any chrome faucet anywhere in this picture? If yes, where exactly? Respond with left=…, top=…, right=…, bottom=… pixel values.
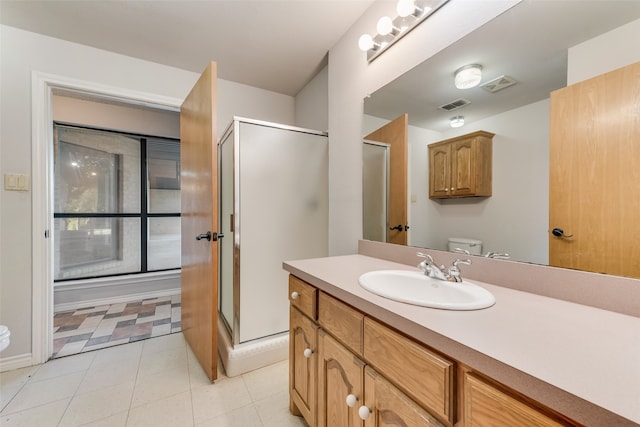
left=417, top=252, right=472, bottom=283
left=416, top=252, right=448, bottom=281
left=484, top=252, right=510, bottom=259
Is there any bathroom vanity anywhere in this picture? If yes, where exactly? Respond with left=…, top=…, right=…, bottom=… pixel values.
left=285, top=241, right=640, bottom=427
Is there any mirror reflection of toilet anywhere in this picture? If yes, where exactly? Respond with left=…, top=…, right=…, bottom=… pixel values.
left=448, top=237, right=483, bottom=255
left=0, top=325, right=10, bottom=352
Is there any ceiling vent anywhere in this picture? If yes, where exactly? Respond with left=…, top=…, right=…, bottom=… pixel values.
left=481, top=75, right=517, bottom=93
left=438, top=98, right=470, bottom=111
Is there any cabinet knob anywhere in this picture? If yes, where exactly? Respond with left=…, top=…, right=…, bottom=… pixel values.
left=346, top=394, right=358, bottom=407
left=291, top=291, right=299, bottom=300
left=303, top=348, right=313, bottom=358
left=358, top=405, right=371, bottom=420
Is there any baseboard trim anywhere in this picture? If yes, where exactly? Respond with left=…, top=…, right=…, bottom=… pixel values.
left=54, top=287, right=180, bottom=313
left=0, top=352, right=34, bottom=373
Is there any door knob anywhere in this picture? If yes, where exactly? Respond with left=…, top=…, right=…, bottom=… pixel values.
left=196, top=231, right=211, bottom=241
left=551, top=228, right=573, bottom=238
left=196, top=232, right=224, bottom=241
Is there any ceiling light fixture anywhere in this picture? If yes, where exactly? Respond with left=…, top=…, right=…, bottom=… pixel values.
left=450, top=116, right=465, bottom=128
left=454, top=64, right=483, bottom=89
left=358, top=0, right=450, bottom=63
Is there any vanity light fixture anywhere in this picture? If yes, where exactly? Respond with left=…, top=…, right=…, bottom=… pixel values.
left=359, top=0, right=450, bottom=63
left=450, top=116, right=464, bottom=128
left=454, top=64, right=483, bottom=89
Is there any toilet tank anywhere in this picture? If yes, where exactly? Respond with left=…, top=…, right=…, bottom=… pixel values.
left=448, top=237, right=482, bottom=255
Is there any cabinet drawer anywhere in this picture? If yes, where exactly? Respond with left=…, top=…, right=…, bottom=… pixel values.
left=363, top=317, right=454, bottom=424
left=318, top=292, right=364, bottom=357
left=463, top=373, right=566, bottom=427
left=289, top=275, right=317, bottom=320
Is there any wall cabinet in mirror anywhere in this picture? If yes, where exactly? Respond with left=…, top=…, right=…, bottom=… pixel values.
left=428, top=131, right=494, bottom=199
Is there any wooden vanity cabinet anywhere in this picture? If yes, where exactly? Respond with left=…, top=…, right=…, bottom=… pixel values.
left=363, top=366, right=445, bottom=427
left=462, top=372, right=568, bottom=427
left=289, top=276, right=318, bottom=426
left=289, top=274, right=579, bottom=427
left=428, top=131, right=494, bottom=199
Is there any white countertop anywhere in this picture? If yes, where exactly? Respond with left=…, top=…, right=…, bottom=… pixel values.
left=284, top=254, right=640, bottom=426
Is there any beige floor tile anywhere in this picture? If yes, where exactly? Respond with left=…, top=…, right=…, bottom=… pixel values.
left=1, top=371, right=83, bottom=415
left=126, top=391, right=193, bottom=427
left=82, top=338, right=131, bottom=352
left=131, top=365, right=190, bottom=408
left=29, top=351, right=95, bottom=382
left=142, top=332, right=186, bottom=354
left=92, top=340, right=144, bottom=367
left=138, top=346, right=187, bottom=378
left=195, top=403, right=263, bottom=427
left=80, top=314, right=106, bottom=329
left=77, top=356, right=140, bottom=394
left=0, top=398, right=70, bottom=427
left=0, top=365, right=40, bottom=410
left=191, top=376, right=253, bottom=424
left=242, top=359, right=288, bottom=402
left=57, top=380, right=134, bottom=427
left=254, top=390, right=307, bottom=427
left=79, top=410, right=128, bottom=427
left=53, top=327, right=102, bottom=340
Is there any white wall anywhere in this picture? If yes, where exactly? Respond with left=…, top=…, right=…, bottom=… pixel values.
left=326, top=0, right=522, bottom=255
left=568, top=18, right=640, bottom=85
left=295, top=65, right=328, bottom=132
left=0, top=24, right=295, bottom=362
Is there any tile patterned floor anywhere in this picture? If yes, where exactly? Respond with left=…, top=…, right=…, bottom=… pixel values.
left=52, top=295, right=181, bottom=358
left=1, top=333, right=307, bottom=426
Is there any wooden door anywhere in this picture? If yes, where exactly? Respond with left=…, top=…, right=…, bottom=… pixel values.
left=180, top=62, right=219, bottom=381
left=318, top=331, right=364, bottom=427
left=549, top=61, right=640, bottom=277
left=365, top=114, right=408, bottom=245
left=363, top=367, right=444, bottom=427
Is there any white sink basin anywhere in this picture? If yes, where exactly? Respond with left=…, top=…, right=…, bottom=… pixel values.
left=358, top=270, right=495, bottom=310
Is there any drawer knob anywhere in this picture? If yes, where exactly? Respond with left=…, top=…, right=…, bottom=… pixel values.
left=291, top=291, right=299, bottom=300
left=303, top=348, right=313, bottom=358
left=345, top=394, right=358, bottom=407
left=358, top=405, right=371, bottom=420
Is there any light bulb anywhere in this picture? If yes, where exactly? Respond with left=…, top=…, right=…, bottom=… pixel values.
left=397, top=0, right=416, bottom=17
left=377, top=16, right=394, bottom=36
left=358, top=34, right=374, bottom=51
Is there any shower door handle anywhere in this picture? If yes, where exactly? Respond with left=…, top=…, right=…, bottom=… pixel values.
left=196, top=231, right=224, bottom=241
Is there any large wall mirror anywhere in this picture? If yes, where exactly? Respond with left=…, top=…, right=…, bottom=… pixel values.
left=363, top=0, right=640, bottom=278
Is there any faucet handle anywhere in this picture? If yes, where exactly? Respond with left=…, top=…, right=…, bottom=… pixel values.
left=416, top=252, right=434, bottom=263
left=453, top=247, right=471, bottom=255
left=448, top=258, right=472, bottom=282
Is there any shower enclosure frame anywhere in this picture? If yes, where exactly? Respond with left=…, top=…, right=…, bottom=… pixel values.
left=218, top=117, right=328, bottom=348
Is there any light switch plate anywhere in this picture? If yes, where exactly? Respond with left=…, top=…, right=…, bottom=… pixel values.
left=4, top=173, right=30, bottom=191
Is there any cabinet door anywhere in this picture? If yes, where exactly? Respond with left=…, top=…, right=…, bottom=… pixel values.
left=450, top=139, right=476, bottom=196
left=318, top=331, right=365, bottom=427
left=464, top=373, right=566, bottom=427
left=429, top=144, right=451, bottom=198
left=290, top=306, right=318, bottom=426
left=362, top=367, right=445, bottom=427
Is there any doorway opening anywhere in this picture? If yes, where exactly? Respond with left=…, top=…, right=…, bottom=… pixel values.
left=31, top=73, right=183, bottom=365
left=51, top=122, right=182, bottom=357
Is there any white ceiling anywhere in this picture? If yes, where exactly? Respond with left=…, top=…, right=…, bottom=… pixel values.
left=364, top=0, right=640, bottom=132
left=0, top=0, right=374, bottom=96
